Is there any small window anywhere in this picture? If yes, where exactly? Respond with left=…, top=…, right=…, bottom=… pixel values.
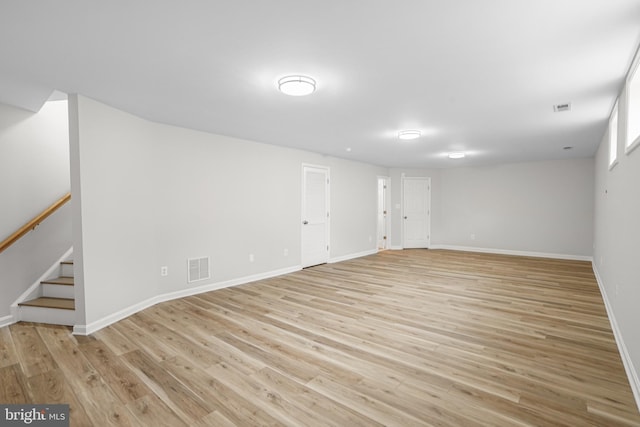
left=609, top=101, right=618, bottom=169
left=626, top=55, right=640, bottom=154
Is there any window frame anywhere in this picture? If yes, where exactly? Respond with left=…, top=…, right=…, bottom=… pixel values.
left=609, top=100, right=619, bottom=170
left=625, top=51, right=640, bottom=155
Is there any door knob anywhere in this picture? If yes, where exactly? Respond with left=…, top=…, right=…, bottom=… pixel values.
left=303, top=220, right=309, bottom=225
left=404, top=216, right=407, bottom=219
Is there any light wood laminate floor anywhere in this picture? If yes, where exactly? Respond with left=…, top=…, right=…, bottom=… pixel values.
left=1, top=249, right=639, bottom=426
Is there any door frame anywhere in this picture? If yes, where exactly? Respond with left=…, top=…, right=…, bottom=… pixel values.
left=301, top=163, right=330, bottom=267
left=377, top=176, right=391, bottom=250
left=401, top=175, right=431, bottom=248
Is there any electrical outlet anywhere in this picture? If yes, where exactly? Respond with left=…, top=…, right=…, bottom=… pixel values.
left=470, top=234, right=476, bottom=240
left=284, top=248, right=289, bottom=256
left=249, top=254, right=254, bottom=263
left=160, top=266, right=168, bottom=276
left=369, top=235, right=372, bottom=242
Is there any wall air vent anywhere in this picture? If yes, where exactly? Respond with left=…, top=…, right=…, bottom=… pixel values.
left=553, top=103, right=571, bottom=112
left=187, top=256, right=210, bottom=283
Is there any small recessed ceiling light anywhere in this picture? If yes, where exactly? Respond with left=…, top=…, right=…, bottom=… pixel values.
left=278, top=75, right=316, bottom=96
left=346, top=147, right=352, bottom=152
left=398, top=130, right=421, bottom=140
left=448, top=152, right=465, bottom=159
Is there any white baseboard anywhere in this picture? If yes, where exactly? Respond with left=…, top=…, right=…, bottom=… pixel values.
left=592, top=263, right=640, bottom=412
left=0, top=314, right=15, bottom=328
left=329, top=249, right=377, bottom=264
left=390, top=246, right=403, bottom=250
left=73, top=265, right=302, bottom=336
left=430, top=244, right=592, bottom=262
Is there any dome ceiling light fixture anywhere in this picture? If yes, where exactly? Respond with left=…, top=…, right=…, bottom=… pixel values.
left=398, top=130, right=421, bottom=140
left=278, top=75, right=317, bottom=96
left=448, top=152, right=466, bottom=159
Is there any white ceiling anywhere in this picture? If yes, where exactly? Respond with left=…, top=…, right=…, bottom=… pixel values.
left=1, top=1, right=640, bottom=168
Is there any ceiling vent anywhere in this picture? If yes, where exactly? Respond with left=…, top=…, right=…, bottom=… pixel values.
left=188, top=256, right=210, bottom=283
left=553, top=103, right=571, bottom=112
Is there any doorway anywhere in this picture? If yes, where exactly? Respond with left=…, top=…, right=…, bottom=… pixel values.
left=402, top=176, right=431, bottom=248
left=301, top=164, right=330, bottom=267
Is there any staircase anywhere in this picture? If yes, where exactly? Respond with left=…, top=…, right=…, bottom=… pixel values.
left=18, top=260, right=75, bottom=326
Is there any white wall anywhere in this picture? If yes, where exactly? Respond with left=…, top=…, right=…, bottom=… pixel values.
left=391, top=158, right=594, bottom=258
left=0, top=100, right=70, bottom=238
left=593, top=73, right=640, bottom=403
left=0, top=100, right=71, bottom=320
left=70, top=95, right=385, bottom=332
left=69, top=95, right=157, bottom=327
left=439, top=159, right=594, bottom=257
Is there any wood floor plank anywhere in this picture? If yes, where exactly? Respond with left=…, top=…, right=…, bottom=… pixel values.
left=214, top=330, right=321, bottom=383
left=207, top=361, right=320, bottom=426
left=125, top=394, right=188, bottom=427
left=192, top=332, right=267, bottom=376
left=2, top=249, right=639, bottom=426
left=27, top=368, right=93, bottom=426
left=129, top=310, right=223, bottom=370
left=110, top=319, right=176, bottom=363
left=36, top=325, right=135, bottom=426
left=0, top=326, right=19, bottom=368
left=307, top=373, right=422, bottom=427
left=122, top=349, right=213, bottom=424
left=11, top=323, right=57, bottom=377
left=255, top=366, right=384, bottom=427
left=191, top=410, right=238, bottom=427
left=143, top=301, right=225, bottom=341
left=78, top=340, right=153, bottom=404
left=93, top=324, right=140, bottom=356
left=0, top=364, right=29, bottom=404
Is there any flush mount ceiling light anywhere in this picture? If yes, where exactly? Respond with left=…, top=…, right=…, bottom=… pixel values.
left=398, top=130, right=421, bottom=140
left=278, top=75, right=316, bottom=96
left=448, top=152, right=466, bottom=159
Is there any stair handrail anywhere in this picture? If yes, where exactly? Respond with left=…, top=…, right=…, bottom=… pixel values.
left=0, top=192, right=71, bottom=254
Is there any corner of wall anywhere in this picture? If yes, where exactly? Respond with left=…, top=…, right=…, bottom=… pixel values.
left=67, top=93, right=87, bottom=327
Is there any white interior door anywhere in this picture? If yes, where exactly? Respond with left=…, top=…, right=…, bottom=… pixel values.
left=402, top=177, right=430, bottom=248
left=302, top=165, right=330, bottom=267
left=377, top=177, right=389, bottom=249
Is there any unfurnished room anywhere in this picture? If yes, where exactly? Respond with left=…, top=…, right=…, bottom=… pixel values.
left=1, top=1, right=640, bottom=426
